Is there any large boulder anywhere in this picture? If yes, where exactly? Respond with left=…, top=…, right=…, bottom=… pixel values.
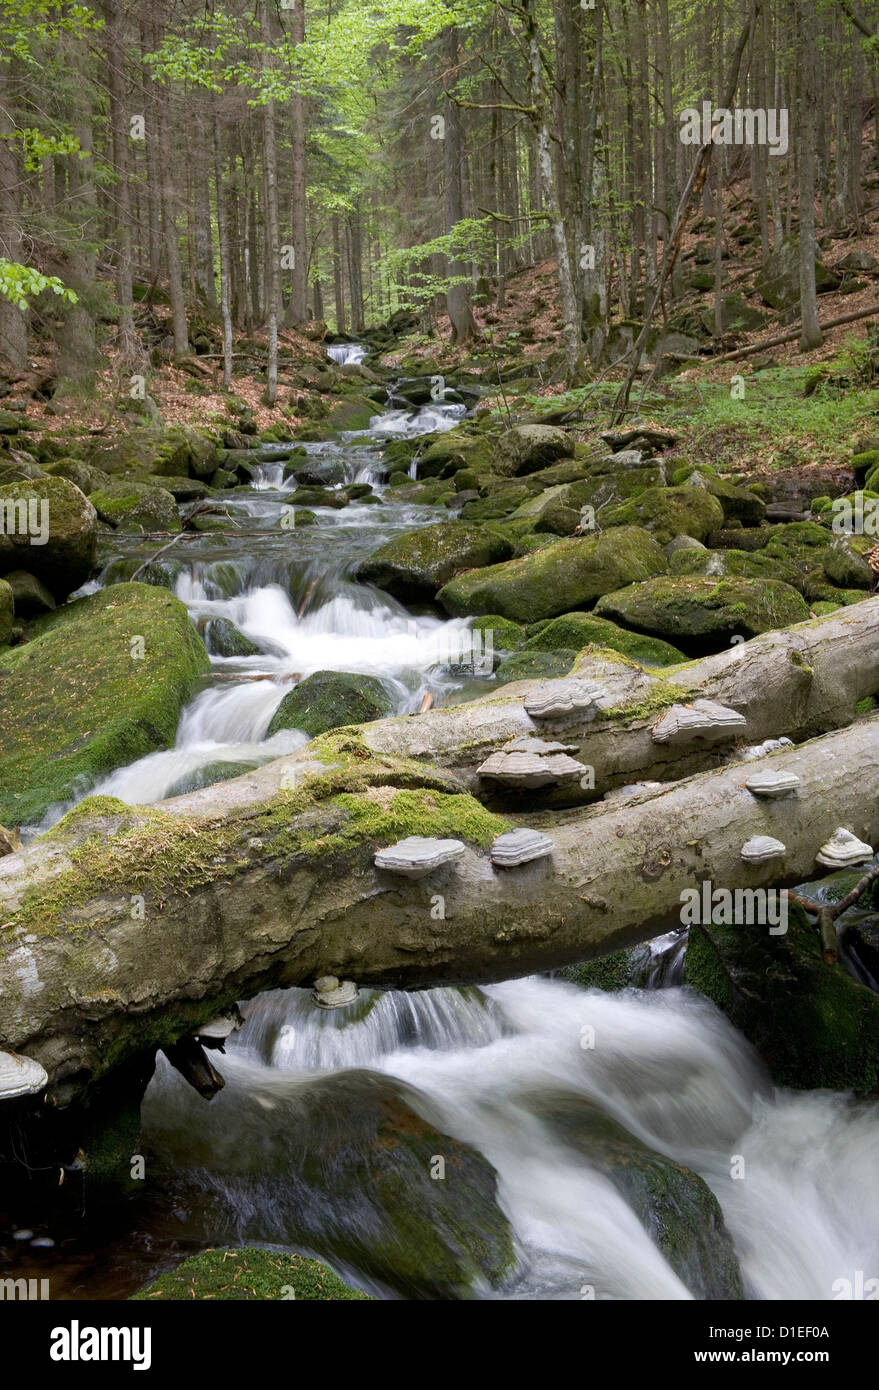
left=0, top=582, right=210, bottom=825
left=357, top=521, right=513, bottom=601
left=142, top=1067, right=514, bottom=1299
left=602, top=486, right=725, bottom=545
left=595, top=575, right=810, bottom=653
left=89, top=478, right=181, bottom=533
left=756, top=238, right=841, bottom=310
left=267, top=670, right=396, bottom=739
left=0, top=475, right=97, bottom=599
left=133, top=1247, right=371, bottom=1302
left=437, top=526, right=667, bottom=623
left=492, top=424, right=573, bottom=477
left=684, top=902, right=879, bottom=1092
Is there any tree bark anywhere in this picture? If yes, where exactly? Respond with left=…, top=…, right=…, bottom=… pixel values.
left=443, top=26, right=477, bottom=344
left=282, top=0, right=308, bottom=328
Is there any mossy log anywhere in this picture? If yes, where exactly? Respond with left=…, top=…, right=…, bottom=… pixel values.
left=1, top=708, right=878, bottom=1102
left=364, top=596, right=879, bottom=801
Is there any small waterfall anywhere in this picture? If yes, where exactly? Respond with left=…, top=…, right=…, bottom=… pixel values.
left=363, top=403, right=467, bottom=439
left=327, top=343, right=367, bottom=367
left=141, top=972, right=879, bottom=1300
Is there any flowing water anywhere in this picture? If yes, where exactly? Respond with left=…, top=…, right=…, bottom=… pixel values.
left=15, top=350, right=879, bottom=1301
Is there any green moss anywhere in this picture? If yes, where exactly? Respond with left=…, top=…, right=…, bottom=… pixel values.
left=132, top=1247, right=372, bottom=1301
left=524, top=612, right=685, bottom=667
left=0, top=583, right=210, bottom=825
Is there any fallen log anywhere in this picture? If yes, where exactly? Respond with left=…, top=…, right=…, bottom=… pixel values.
left=363, top=598, right=879, bottom=801
left=1, top=710, right=878, bottom=1101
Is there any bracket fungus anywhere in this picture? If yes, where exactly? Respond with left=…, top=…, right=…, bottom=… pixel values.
left=0, top=1050, right=48, bottom=1100
left=490, top=827, right=555, bottom=868
left=741, top=835, right=786, bottom=864
left=477, top=737, right=589, bottom=789
left=816, top=828, right=874, bottom=868
left=651, top=699, right=746, bottom=747
left=744, top=769, right=801, bottom=799
left=524, top=678, right=607, bottom=721
left=374, top=835, right=466, bottom=879
left=312, top=976, right=360, bottom=1010
left=192, top=1007, right=244, bottom=1051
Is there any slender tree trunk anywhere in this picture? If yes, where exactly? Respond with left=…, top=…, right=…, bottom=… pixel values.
left=331, top=213, right=346, bottom=332
left=258, top=0, right=280, bottom=404
left=213, top=115, right=233, bottom=390
left=443, top=26, right=477, bottom=343
left=796, top=1, right=822, bottom=351
left=283, top=0, right=308, bottom=327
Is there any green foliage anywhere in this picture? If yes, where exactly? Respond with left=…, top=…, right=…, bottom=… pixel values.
left=0, top=260, right=77, bottom=311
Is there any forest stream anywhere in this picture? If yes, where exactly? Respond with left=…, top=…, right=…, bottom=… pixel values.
left=7, top=354, right=879, bottom=1304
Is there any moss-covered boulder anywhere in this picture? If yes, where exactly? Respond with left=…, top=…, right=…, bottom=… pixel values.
left=416, top=430, right=494, bottom=479
left=595, top=575, right=810, bottom=653
left=267, top=670, right=395, bottom=738
left=523, top=612, right=685, bottom=667
left=756, top=238, right=840, bottom=310
left=89, top=479, right=181, bottom=533
left=683, top=903, right=879, bottom=1092
left=437, top=526, right=667, bottom=623
left=471, top=613, right=525, bottom=652
left=132, top=1247, right=371, bottom=1301
left=357, top=521, right=513, bottom=601
left=0, top=475, right=97, bottom=599
left=532, top=1093, right=743, bottom=1299
left=495, top=648, right=578, bottom=682
left=822, top=534, right=875, bottom=589
left=689, top=473, right=766, bottom=525
left=204, top=618, right=260, bottom=657
left=602, top=486, right=725, bottom=545
left=0, top=582, right=210, bottom=825
left=143, top=1069, right=515, bottom=1299
left=0, top=578, right=11, bottom=645
left=492, top=424, right=573, bottom=477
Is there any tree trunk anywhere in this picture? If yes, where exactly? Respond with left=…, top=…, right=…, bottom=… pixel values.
left=0, top=74, right=27, bottom=370
left=214, top=114, right=233, bottom=390
left=154, top=25, right=189, bottom=357
left=103, top=0, right=141, bottom=370
left=259, top=0, right=280, bottom=405
left=443, top=26, right=477, bottom=344
left=282, top=0, right=308, bottom=328
left=331, top=213, right=346, bottom=332
left=796, top=1, right=822, bottom=352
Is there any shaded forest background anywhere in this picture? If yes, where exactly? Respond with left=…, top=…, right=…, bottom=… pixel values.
left=3, top=0, right=879, bottom=420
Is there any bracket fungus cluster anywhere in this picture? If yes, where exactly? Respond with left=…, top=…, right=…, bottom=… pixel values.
left=524, top=678, right=607, bottom=721
left=312, top=976, right=360, bottom=1010
left=816, top=828, right=874, bottom=868
left=745, top=769, right=801, bottom=799
left=741, top=835, right=787, bottom=864
left=0, top=1050, right=48, bottom=1101
left=490, top=827, right=555, bottom=868
left=736, top=736, right=794, bottom=763
left=374, top=835, right=466, bottom=879
left=477, top=737, right=589, bottom=789
left=651, top=699, right=746, bottom=747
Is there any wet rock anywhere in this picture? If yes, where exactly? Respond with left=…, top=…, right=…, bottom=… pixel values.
left=531, top=1092, right=744, bottom=1299
left=267, top=670, right=395, bottom=739
left=204, top=618, right=260, bottom=658
left=89, top=478, right=180, bottom=533
left=357, top=521, right=513, bottom=601
left=684, top=901, right=879, bottom=1092
left=142, top=1068, right=515, bottom=1299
